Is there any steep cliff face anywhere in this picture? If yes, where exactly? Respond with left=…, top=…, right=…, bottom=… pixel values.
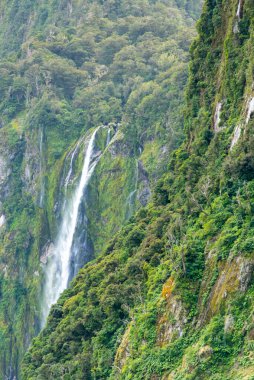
left=0, top=1, right=202, bottom=379
left=23, top=0, right=254, bottom=379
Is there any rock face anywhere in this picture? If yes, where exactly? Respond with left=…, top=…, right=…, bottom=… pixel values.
left=198, top=345, right=213, bottom=359
left=114, top=324, right=132, bottom=375
left=199, top=255, right=254, bottom=323
left=157, top=296, right=187, bottom=346
left=22, top=130, right=42, bottom=199
left=137, top=160, right=151, bottom=206
left=224, top=314, right=234, bottom=333
left=0, top=155, right=8, bottom=185
left=213, top=102, right=222, bottom=132
left=0, top=147, right=10, bottom=199
left=156, top=277, right=187, bottom=346
left=230, top=124, right=241, bottom=150
left=40, top=242, right=55, bottom=265
left=238, top=258, right=253, bottom=291
left=0, top=214, right=6, bottom=228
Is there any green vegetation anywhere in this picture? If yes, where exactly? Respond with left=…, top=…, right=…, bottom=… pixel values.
left=0, top=0, right=202, bottom=378
left=22, top=0, right=254, bottom=379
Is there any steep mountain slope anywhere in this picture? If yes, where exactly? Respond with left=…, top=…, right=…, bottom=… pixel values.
left=23, top=0, right=254, bottom=379
left=0, top=1, right=202, bottom=379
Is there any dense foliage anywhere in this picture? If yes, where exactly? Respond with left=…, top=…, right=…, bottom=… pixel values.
left=0, top=0, right=202, bottom=379
left=22, top=0, right=254, bottom=379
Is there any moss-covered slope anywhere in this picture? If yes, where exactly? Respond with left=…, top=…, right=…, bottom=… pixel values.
left=23, top=0, right=254, bottom=379
left=0, top=1, right=202, bottom=378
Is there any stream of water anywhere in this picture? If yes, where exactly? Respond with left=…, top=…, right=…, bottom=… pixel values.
left=41, top=127, right=102, bottom=325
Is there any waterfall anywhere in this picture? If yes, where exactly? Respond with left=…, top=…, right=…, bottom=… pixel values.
left=230, top=96, right=254, bottom=150
left=234, top=0, right=243, bottom=33
left=246, top=97, right=254, bottom=124
left=230, top=125, right=241, bottom=150
left=41, top=127, right=101, bottom=325
left=236, top=0, right=242, bottom=19
left=64, top=138, right=83, bottom=189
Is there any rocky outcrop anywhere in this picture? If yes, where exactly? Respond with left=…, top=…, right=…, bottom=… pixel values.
left=157, top=277, right=187, bottom=346
left=0, top=148, right=10, bottom=197
left=114, top=324, right=132, bottom=376
left=40, top=242, right=55, bottom=265
left=200, top=255, right=254, bottom=323
left=22, top=130, right=42, bottom=199
left=137, top=160, right=151, bottom=206
left=0, top=214, right=6, bottom=229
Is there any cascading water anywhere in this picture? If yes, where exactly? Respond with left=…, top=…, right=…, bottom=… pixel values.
left=236, top=0, right=242, bottom=19
left=41, top=127, right=102, bottom=325
left=64, top=138, right=83, bottom=189
left=230, top=96, right=254, bottom=150
left=234, top=0, right=242, bottom=34
left=230, top=124, right=241, bottom=150
left=246, top=97, right=254, bottom=124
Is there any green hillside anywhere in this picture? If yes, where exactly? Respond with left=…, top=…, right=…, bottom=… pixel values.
left=0, top=1, right=202, bottom=379
left=22, top=0, right=254, bottom=379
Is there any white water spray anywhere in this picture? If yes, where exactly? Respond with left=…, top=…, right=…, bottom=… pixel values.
left=41, top=127, right=101, bottom=325
left=230, top=124, right=241, bottom=150
left=233, top=0, right=242, bottom=34
left=64, top=139, right=82, bottom=189
left=230, top=96, right=254, bottom=150
left=246, top=97, right=254, bottom=124
left=236, top=0, right=242, bottom=19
